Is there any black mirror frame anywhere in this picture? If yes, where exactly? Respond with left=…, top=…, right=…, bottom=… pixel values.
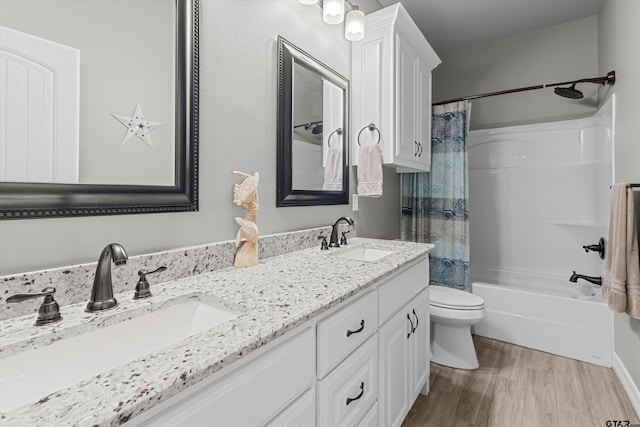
left=0, top=0, right=199, bottom=220
left=276, top=36, right=349, bottom=207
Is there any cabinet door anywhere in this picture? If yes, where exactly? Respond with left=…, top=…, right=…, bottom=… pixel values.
left=408, top=289, right=429, bottom=400
left=415, top=59, right=432, bottom=170
left=395, top=33, right=418, bottom=163
left=378, top=307, right=412, bottom=427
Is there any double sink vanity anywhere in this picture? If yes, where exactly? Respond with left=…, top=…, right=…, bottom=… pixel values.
left=0, top=233, right=433, bottom=426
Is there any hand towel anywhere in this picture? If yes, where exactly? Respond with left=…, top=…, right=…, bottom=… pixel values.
left=322, top=147, right=343, bottom=191
left=357, top=144, right=383, bottom=197
left=603, top=183, right=640, bottom=319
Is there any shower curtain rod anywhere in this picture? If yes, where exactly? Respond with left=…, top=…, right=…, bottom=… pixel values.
left=432, top=71, right=616, bottom=106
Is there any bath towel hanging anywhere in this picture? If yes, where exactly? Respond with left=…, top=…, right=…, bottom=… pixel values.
left=356, top=124, right=383, bottom=197
left=322, top=129, right=343, bottom=191
left=602, top=183, right=640, bottom=319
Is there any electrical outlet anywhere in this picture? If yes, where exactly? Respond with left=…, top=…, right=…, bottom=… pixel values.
left=352, top=194, right=359, bottom=211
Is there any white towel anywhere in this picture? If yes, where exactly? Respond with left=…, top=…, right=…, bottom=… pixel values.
left=357, top=144, right=383, bottom=197
left=603, top=183, right=640, bottom=319
left=322, top=147, right=343, bottom=191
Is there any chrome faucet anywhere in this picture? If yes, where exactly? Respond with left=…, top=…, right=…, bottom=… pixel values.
left=329, top=216, right=355, bottom=247
left=86, top=243, right=128, bottom=312
left=569, top=271, right=602, bottom=286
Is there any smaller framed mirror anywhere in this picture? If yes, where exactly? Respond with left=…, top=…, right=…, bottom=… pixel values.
left=277, top=36, right=349, bottom=207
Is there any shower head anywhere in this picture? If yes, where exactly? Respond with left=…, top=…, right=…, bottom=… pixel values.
left=311, top=124, right=323, bottom=135
left=553, top=71, right=616, bottom=100
left=554, top=83, right=584, bottom=99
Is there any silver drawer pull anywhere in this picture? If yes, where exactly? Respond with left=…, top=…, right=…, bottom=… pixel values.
left=346, top=319, right=365, bottom=337
left=346, top=382, right=365, bottom=406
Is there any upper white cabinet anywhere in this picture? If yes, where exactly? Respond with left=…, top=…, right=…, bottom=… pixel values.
left=352, top=3, right=440, bottom=173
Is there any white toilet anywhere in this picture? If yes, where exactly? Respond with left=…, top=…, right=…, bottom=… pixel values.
left=430, top=285, right=485, bottom=370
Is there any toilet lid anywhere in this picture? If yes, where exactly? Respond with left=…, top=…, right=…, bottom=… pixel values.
left=430, top=286, right=484, bottom=309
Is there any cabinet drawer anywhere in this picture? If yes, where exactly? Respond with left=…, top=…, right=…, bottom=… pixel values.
left=265, top=387, right=315, bottom=427
left=358, top=402, right=378, bottom=427
left=138, top=327, right=315, bottom=426
left=317, top=290, right=377, bottom=378
left=378, top=258, right=428, bottom=325
left=318, top=335, right=378, bottom=427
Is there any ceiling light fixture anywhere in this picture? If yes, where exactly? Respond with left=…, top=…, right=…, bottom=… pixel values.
left=344, top=5, right=365, bottom=41
left=298, top=0, right=365, bottom=41
left=323, top=0, right=345, bottom=25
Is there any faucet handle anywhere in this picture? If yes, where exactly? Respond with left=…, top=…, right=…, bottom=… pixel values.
left=134, top=266, right=167, bottom=299
left=340, top=230, right=350, bottom=246
left=6, top=287, right=62, bottom=326
left=318, top=234, right=329, bottom=250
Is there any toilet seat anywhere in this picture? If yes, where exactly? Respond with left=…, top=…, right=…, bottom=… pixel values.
left=430, top=286, right=484, bottom=310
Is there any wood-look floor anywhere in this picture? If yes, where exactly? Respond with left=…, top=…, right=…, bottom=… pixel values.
left=402, top=335, right=639, bottom=427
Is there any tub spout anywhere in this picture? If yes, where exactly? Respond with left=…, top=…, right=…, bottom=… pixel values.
left=569, top=271, right=602, bottom=286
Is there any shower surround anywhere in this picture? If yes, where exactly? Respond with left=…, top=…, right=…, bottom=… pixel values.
left=468, top=96, right=615, bottom=366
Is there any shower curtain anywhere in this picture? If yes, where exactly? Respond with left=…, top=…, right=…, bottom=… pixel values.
left=401, top=101, right=470, bottom=290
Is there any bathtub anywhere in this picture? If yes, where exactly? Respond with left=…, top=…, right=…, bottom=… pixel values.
left=472, top=281, right=613, bottom=367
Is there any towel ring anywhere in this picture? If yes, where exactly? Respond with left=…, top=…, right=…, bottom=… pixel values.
left=327, top=128, right=343, bottom=148
left=357, top=124, right=381, bottom=146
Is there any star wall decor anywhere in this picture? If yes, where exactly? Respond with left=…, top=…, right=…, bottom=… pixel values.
left=111, top=102, right=162, bottom=147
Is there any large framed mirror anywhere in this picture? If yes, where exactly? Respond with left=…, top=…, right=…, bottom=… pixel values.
left=0, top=0, right=198, bottom=219
left=277, top=36, right=349, bottom=207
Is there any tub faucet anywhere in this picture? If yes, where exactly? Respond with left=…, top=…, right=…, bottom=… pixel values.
left=329, top=216, right=355, bottom=247
left=569, top=271, right=602, bottom=286
left=86, top=243, right=128, bottom=312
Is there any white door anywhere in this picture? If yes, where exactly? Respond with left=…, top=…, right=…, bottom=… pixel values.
left=0, top=25, right=79, bottom=183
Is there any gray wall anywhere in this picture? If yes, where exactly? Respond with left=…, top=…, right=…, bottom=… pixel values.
left=433, top=16, right=599, bottom=130
left=0, top=0, right=397, bottom=275
left=598, top=0, right=640, bottom=401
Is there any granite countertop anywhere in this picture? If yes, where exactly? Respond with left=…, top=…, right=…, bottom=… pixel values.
left=0, top=238, right=433, bottom=426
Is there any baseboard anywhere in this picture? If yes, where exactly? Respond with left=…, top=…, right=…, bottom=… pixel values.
left=613, top=352, right=640, bottom=419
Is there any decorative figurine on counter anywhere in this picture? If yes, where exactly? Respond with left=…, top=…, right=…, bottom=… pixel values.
left=232, top=171, right=259, bottom=267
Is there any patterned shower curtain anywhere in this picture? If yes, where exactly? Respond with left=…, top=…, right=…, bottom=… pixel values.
left=401, top=101, right=470, bottom=290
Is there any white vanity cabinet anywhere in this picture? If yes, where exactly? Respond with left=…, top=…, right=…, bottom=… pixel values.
left=128, top=256, right=430, bottom=427
left=351, top=3, right=440, bottom=173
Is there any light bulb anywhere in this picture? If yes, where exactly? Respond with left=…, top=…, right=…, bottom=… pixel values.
left=323, top=0, right=344, bottom=25
left=297, top=0, right=317, bottom=5
left=345, top=6, right=365, bottom=41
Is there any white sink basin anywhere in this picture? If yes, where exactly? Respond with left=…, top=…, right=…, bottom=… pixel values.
left=335, top=246, right=394, bottom=262
left=0, top=300, right=239, bottom=412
